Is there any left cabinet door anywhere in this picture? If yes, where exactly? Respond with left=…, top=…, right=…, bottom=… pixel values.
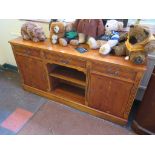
left=15, top=54, right=49, bottom=91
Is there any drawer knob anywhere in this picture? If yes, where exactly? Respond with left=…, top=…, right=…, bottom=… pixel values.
left=60, top=59, right=70, bottom=64
left=107, top=68, right=119, bottom=76
left=114, top=71, right=119, bottom=76
left=108, top=70, right=119, bottom=76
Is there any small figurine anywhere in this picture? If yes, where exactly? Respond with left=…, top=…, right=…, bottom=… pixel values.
left=112, top=24, right=155, bottom=64
left=21, top=22, right=46, bottom=42
left=49, top=21, right=77, bottom=46
left=99, top=20, right=124, bottom=55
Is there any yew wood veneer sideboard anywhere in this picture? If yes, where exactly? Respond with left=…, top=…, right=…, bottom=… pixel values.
left=9, top=37, right=146, bottom=125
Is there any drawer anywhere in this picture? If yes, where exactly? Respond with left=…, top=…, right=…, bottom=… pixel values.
left=44, top=52, right=86, bottom=69
left=12, top=45, right=42, bottom=58
left=92, top=62, right=136, bottom=81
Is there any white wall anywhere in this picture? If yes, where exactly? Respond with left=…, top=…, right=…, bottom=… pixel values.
left=0, top=19, right=49, bottom=66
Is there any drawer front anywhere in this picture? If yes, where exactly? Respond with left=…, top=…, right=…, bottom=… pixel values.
left=92, top=62, right=136, bottom=81
left=44, top=52, right=86, bottom=69
left=12, top=45, right=42, bottom=58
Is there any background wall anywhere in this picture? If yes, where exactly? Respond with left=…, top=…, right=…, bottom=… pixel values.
left=0, top=19, right=49, bottom=66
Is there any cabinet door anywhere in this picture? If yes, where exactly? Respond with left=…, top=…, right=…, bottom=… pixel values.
left=15, top=54, right=49, bottom=91
left=88, top=73, right=133, bottom=118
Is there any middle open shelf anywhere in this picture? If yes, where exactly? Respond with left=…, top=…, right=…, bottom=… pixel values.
left=47, top=63, right=86, bottom=105
left=48, top=64, right=86, bottom=87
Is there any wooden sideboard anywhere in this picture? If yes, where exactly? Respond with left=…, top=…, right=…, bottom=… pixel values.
left=9, top=38, right=146, bottom=125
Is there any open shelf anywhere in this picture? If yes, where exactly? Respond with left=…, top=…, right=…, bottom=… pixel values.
left=47, top=63, right=86, bottom=105
left=51, top=81, right=85, bottom=105
left=48, top=65, right=86, bottom=87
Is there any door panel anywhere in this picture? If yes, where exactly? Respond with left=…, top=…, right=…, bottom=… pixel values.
left=16, top=54, right=48, bottom=91
left=88, top=73, right=133, bottom=118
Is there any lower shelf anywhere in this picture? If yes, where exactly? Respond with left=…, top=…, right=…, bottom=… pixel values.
left=51, top=83, right=85, bottom=105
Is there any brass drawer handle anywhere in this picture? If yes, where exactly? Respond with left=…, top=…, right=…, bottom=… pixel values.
left=60, top=59, right=70, bottom=64
left=114, top=71, right=119, bottom=76
left=107, top=69, right=119, bottom=77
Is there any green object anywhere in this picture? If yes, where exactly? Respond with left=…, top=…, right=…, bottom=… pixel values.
left=65, top=31, right=78, bottom=39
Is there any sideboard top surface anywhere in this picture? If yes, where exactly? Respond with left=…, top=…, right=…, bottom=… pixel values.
left=9, top=37, right=147, bottom=71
